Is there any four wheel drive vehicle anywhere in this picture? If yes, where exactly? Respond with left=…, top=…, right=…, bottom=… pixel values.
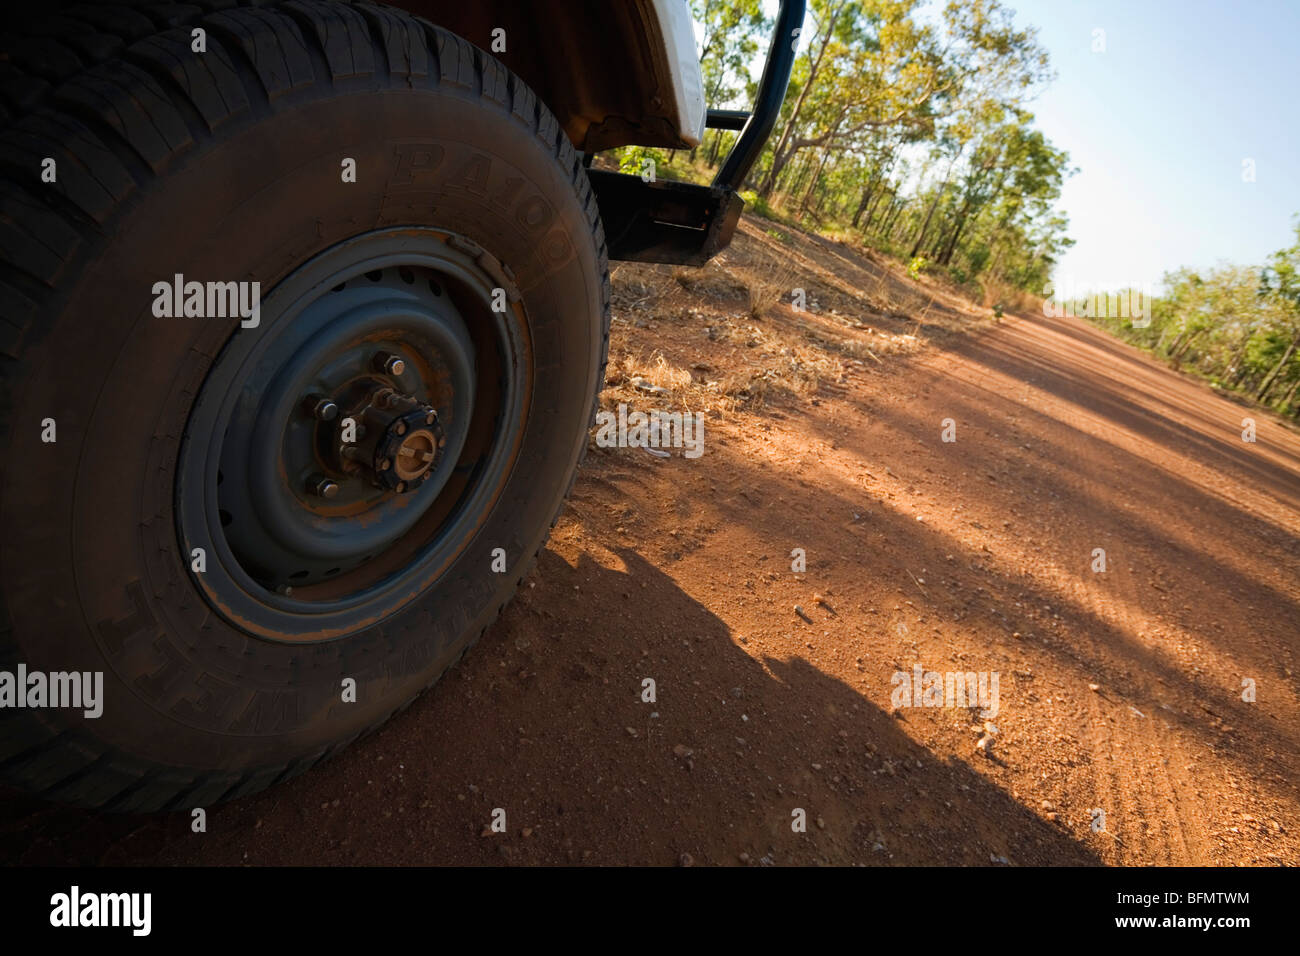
left=0, top=0, right=803, bottom=810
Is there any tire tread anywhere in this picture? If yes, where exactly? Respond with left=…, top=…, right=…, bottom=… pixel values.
left=0, top=0, right=610, bottom=811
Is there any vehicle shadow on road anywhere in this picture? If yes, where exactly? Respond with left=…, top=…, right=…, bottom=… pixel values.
left=0, top=539, right=1102, bottom=866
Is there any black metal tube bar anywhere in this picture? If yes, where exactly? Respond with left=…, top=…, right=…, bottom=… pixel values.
left=706, top=109, right=751, bottom=130
left=712, top=0, right=806, bottom=191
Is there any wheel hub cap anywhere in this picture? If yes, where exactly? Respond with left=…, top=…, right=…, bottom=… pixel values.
left=174, top=228, right=528, bottom=640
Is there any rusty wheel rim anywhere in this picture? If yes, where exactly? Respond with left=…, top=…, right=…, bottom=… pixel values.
left=175, top=228, right=528, bottom=642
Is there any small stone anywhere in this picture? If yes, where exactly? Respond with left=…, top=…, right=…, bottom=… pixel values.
left=739, top=852, right=751, bottom=863
left=816, top=817, right=826, bottom=830
left=678, top=853, right=694, bottom=867
left=673, top=744, right=693, bottom=758
left=625, top=726, right=638, bottom=737
left=1088, top=683, right=1100, bottom=692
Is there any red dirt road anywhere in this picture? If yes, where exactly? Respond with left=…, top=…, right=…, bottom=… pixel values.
left=4, top=267, right=1298, bottom=865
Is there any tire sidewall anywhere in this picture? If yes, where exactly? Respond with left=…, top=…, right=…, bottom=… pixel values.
left=0, top=82, right=602, bottom=773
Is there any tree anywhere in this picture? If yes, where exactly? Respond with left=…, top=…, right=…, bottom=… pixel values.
left=693, top=0, right=767, bottom=106
left=1255, top=221, right=1300, bottom=402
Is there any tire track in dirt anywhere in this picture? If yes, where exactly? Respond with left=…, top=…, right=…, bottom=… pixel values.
left=941, top=309, right=1292, bottom=864
left=1032, top=311, right=1289, bottom=865
left=1006, top=316, right=1207, bottom=864
left=913, top=315, right=1139, bottom=863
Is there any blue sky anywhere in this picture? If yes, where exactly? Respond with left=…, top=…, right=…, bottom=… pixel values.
left=1008, top=0, right=1300, bottom=291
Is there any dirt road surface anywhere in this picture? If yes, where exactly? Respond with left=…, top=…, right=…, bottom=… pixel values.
left=4, top=221, right=1298, bottom=866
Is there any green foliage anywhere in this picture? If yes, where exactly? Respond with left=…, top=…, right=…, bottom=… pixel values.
left=738, top=188, right=787, bottom=226
left=682, top=0, right=1071, bottom=298
left=1079, top=226, right=1300, bottom=419
left=692, top=0, right=767, bottom=107
left=615, top=146, right=663, bottom=179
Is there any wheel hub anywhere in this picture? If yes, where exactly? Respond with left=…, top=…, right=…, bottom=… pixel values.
left=330, top=385, right=445, bottom=493
left=175, top=228, right=529, bottom=639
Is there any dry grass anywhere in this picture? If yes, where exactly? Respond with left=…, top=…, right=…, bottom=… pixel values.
left=731, top=253, right=804, bottom=320
left=712, top=325, right=846, bottom=408
left=601, top=213, right=991, bottom=421
left=604, top=314, right=848, bottom=415
left=605, top=349, right=693, bottom=397
left=978, top=275, right=1041, bottom=315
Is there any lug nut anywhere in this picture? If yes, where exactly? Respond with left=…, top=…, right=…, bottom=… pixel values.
left=424, top=410, right=437, bottom=425
left=310, top=476, right=340, bottom=498
left=378, top=458, right=392, bottom=471
left=302, top=395, right=339, bottom=421
left=374, top=352, right=406, bottom=376
left=394, top=422, right=407, bottom=436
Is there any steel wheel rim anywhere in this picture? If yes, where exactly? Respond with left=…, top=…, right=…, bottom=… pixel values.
left=175, top=228, right=530, bottom=642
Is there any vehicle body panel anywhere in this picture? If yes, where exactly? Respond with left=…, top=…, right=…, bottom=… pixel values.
left=388, top=0, right=705, bottom=150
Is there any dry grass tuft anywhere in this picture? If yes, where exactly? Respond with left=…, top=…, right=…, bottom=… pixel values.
left=736, top=255, right=803, bottom=320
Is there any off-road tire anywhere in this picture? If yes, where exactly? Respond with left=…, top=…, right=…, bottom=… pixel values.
left=0, top=1, right=609, bottom=811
